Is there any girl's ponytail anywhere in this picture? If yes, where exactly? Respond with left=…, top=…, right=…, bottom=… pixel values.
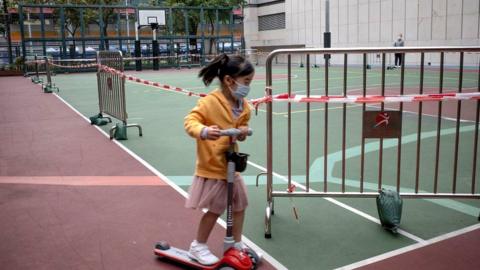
left=198, top=54, right=229, bottom=86
left=198, top=53, right=254, bottom=86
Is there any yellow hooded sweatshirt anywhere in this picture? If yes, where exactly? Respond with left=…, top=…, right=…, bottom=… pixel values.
left=184, top=89, right=251, bottom=180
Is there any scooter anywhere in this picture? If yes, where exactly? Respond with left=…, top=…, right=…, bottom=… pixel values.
left=154, top=128, right=261, bottom=270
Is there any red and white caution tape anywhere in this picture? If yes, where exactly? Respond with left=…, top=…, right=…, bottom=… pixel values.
left=99, top=65, right=207, bottom=98
left=251, top=91, right=480, bottom=106
left=123, top=54, right=203, bottom=61
left=48, top=60, right=98, bottom=69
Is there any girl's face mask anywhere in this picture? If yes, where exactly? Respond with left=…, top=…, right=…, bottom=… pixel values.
left=231, top=80, right=250, bottom=99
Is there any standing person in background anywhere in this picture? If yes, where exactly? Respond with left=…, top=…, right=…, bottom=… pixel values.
left=393, top=33, right=405, bottom=68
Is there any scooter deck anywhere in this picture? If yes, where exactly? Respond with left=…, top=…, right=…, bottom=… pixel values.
left=154, top=246, right=217, bottom=270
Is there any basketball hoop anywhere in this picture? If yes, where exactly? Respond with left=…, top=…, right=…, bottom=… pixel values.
left=147, top=17, right=159, bottom=30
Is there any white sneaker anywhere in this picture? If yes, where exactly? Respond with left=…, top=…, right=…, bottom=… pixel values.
left=234, top=241, right=247, bottom=250
left=188, top=240, right=219, bottom=265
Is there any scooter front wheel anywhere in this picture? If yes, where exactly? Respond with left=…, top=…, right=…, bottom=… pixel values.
left=155, top=241, right=170, bottom=250
left=218, top=267, right=235, bottom=270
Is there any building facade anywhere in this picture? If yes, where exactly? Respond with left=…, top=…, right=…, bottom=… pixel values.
left=244, top=0, right=480, bottom=65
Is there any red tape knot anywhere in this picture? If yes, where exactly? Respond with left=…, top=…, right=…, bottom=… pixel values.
left=287, top=184, right=296, bottom=193
left=276, top=93, right=292, bottom=99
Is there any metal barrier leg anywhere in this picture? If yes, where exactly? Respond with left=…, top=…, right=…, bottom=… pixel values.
left=109, top=123, right=143, bottom=140
left=31, top=54, right=43, bottom=84
left=127, top=124, right=143, bottom=137
left=265, top=201, right=273, bottom=239
left=255, top=172, right=267, bottom=187
left=42, top=57, right=59, bottom=93
left=109, top=126, right=117, bottom=140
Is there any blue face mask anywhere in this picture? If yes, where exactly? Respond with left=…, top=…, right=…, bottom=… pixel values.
left=232, top=80, right=250, bottom=99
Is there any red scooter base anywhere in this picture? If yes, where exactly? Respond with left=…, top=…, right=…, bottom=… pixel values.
left=154, top=241, right=253, bottom=270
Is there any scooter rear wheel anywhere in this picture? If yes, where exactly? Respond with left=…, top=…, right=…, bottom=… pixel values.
left=245, top=248, right=260, bottom=269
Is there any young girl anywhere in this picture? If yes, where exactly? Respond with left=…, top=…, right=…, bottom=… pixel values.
left=184, top=54, right=254, bottom=265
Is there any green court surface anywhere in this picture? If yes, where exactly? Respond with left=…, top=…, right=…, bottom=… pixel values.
left=43, top=64, right=480, bottom=270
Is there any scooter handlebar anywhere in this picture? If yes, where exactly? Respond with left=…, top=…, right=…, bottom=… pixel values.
left=219, top=128, right=253, bottom=137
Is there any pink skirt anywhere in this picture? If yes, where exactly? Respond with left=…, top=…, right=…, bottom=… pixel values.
left=185, top=175, right=249, bottom=215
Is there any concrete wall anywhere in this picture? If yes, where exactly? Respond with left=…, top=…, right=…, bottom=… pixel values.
left=244, top=0, right=480, bottom=65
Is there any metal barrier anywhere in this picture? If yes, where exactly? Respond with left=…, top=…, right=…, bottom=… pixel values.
left=28, top=54, right=44, bottom=84
left=260, top=46, right=480, bottom=238
left=96, top=51, right=142, bottom=140
left=42, top=56, right=59, bottom=93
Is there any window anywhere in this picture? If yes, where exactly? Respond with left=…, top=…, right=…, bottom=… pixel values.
left=258, top=13, right=285, bottom=31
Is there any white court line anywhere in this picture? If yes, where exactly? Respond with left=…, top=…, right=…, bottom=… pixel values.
left=52, top=93, right=288, bottom=270
left=246, top=161, right=426, bottom=243
left=335, top=223, right=480, bottom=270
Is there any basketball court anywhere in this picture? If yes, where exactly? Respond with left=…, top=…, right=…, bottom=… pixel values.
left=1, top=1, right=480, bottom=270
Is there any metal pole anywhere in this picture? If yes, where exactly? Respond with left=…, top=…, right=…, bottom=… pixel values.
left=324, top=0, right=331, bottom=64
left=60, top=7, right=66, bottom=59
left=200, top=7, right=205, bottom=66
left=27, top=11, right=33, bottom=55
left=40, top=7, right=46, bottom=57
left=241, top=4, right=245, bottom=51
left=135, top=21, right=141, bottom=71
left=325, top=0, right=330, bottom=33
left=3, top=0, right=13, bottom=64
left=19, top=5, right=26, bottom=73
left=99, top=7, right=105, bottom=50
left=265, top=53, right=274, bottom=239
left=152, top=26, right=159, bottom=70
left=125, top=0, right=130, bottom=53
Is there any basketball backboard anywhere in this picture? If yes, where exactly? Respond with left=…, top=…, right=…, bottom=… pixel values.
left=138, top=9, right=166, bottom=27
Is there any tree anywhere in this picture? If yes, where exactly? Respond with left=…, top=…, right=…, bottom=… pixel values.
left=15, top=0, right=121, bottom=50
left=82, top=0, right=120, bottom=49
left=163, top=0, right=244, bottom=54
left=48, top=0, right=120, bottom=52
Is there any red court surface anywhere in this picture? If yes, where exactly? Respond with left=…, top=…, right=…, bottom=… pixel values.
left=0, top=76, right=275, bottom=270
left=358, top=228, right=480, bottom=270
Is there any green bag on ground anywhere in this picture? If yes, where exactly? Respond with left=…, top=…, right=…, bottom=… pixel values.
left=89, top=113, right=110, bottom=126
left=376, top=188, right=403, bottom=234
left=94, top=118, right=109, bottom=126
left=114, top=123, right=128, bottom=140
left=89, top=114, right=102, bottom=125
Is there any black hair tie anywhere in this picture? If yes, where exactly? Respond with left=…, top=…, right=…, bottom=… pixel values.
left=221, top=54, right=229, bottom=66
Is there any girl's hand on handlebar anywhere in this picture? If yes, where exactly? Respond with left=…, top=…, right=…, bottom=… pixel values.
left=206, top=125, right=221, bottom=140
left=237, top=126, right=249, bottom=141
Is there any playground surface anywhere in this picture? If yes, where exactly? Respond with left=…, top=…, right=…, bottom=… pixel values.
left=1, top=63, right=480, bottom=269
